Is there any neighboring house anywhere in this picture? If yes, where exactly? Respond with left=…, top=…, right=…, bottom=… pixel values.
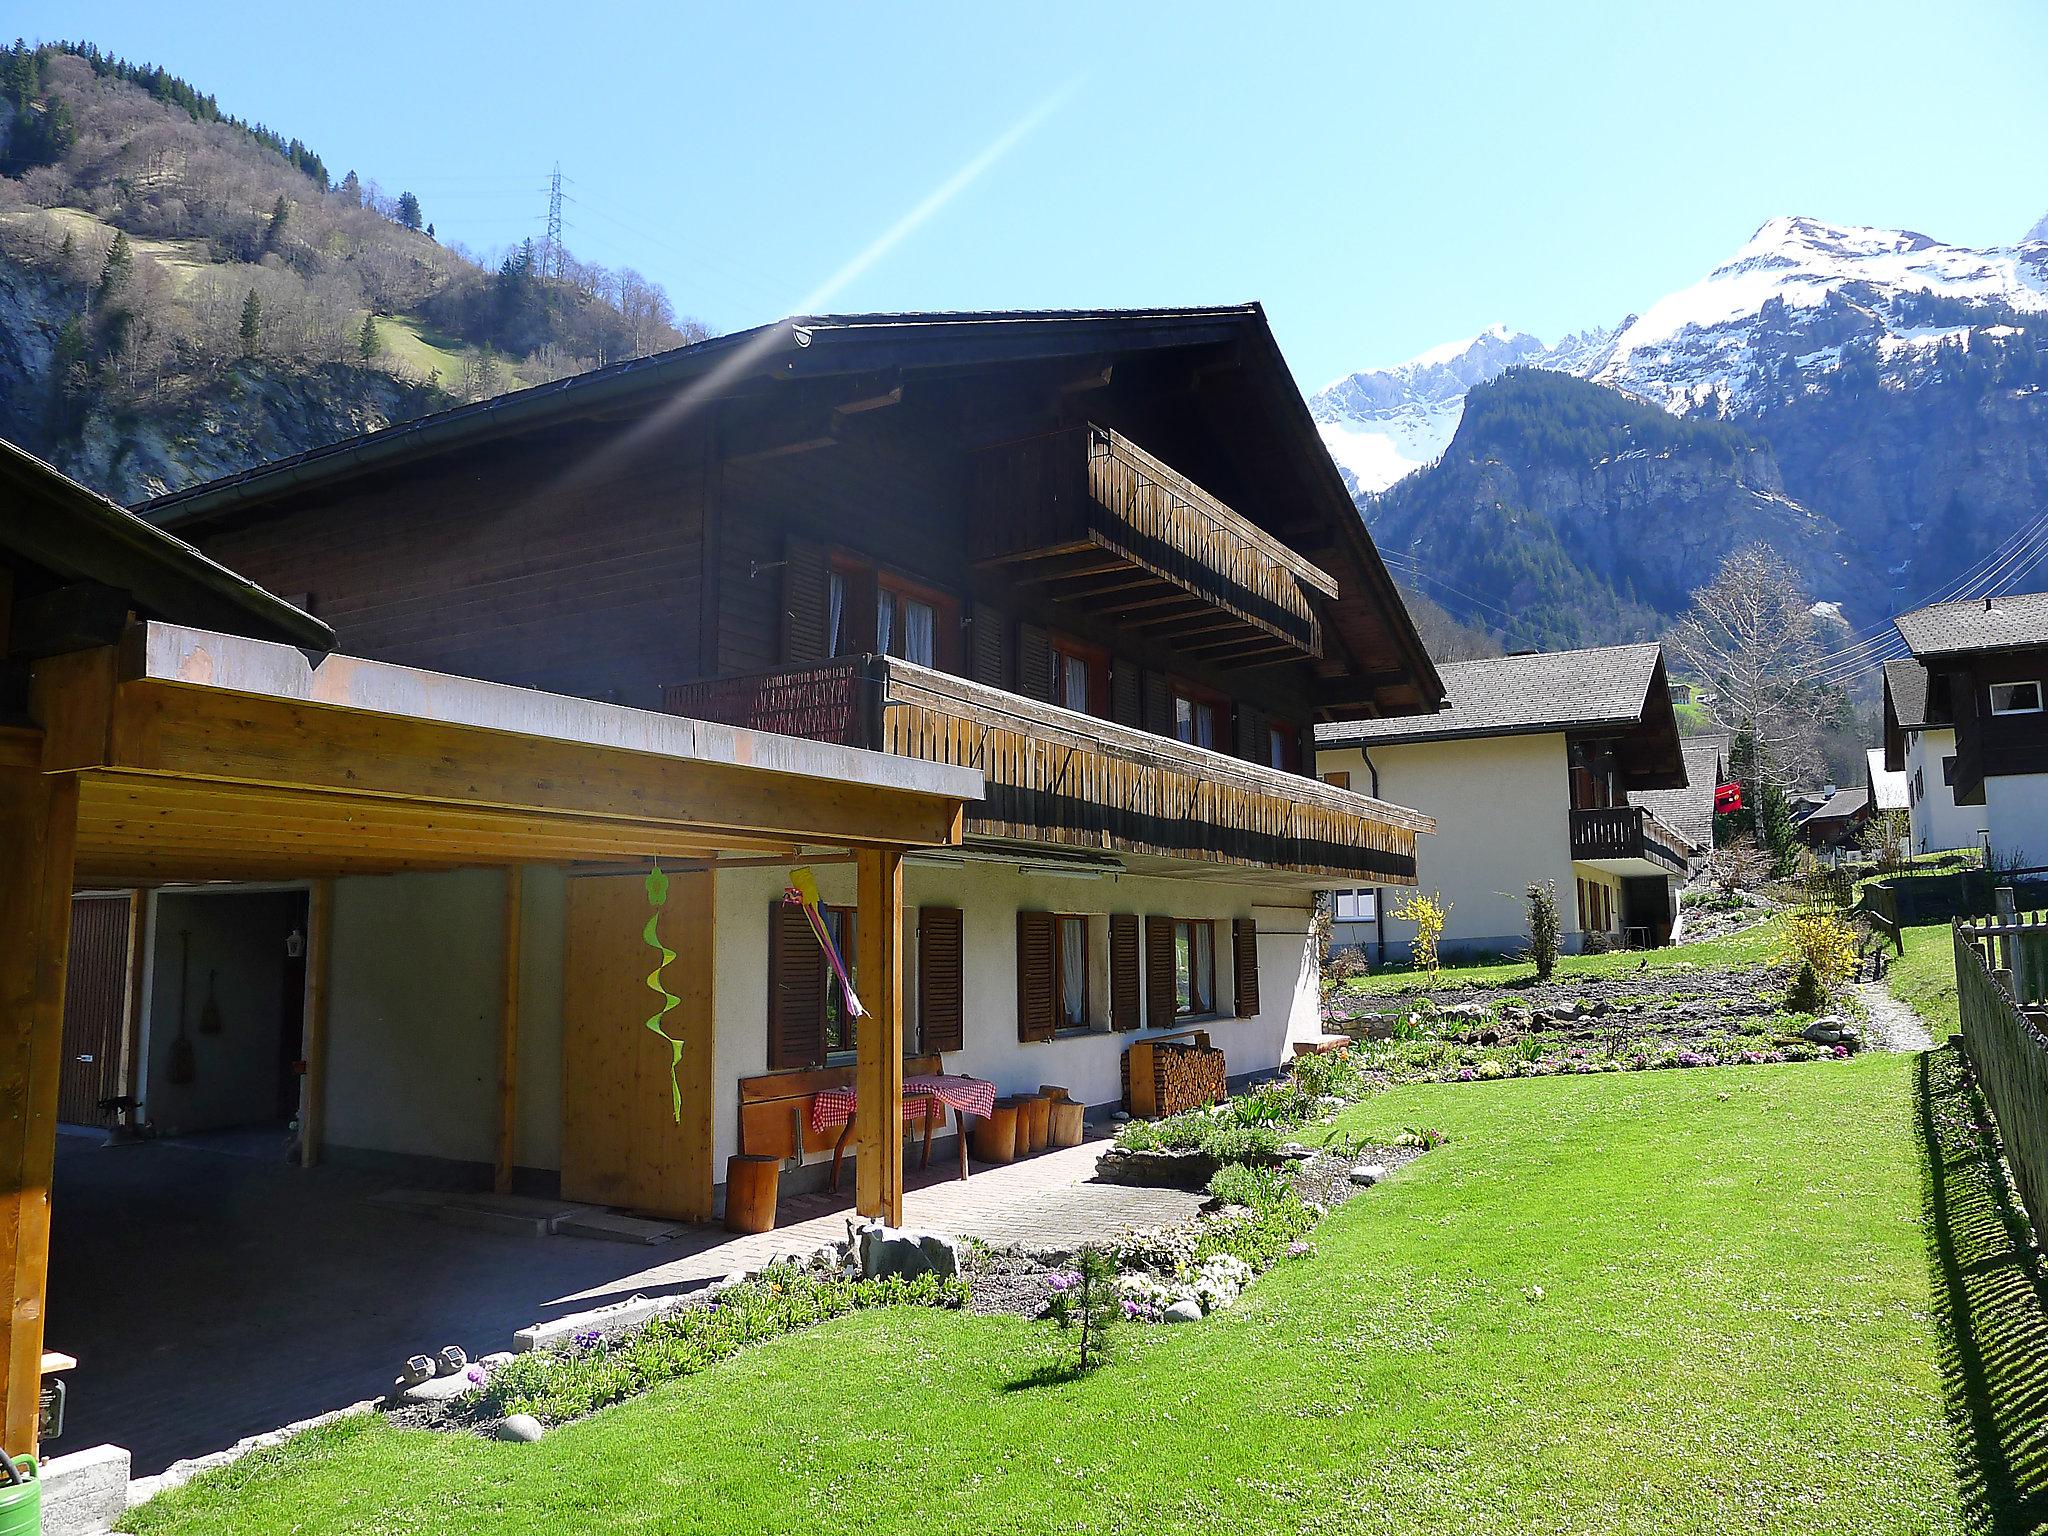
left=1881, top=651, right=1989, bottom=859
left=1637, top=732, right=1730, bottom=869
left=1314, top=643, right=1695, bottom=960
left=134, top=305, right=1445, bottom=1199
left=1864, top=746, right=1910, bottom=860
left=1799, top=786, right=1870, bottom=850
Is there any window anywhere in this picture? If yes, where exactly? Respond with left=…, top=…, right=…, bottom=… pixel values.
left=1173, top=919, right=1215, bottom=1016
left=1991, top=681, right=2044, bottom=716
left=1268, top=723, right=1294, bottom=773
left=1322, top=771, right=1351, bottom=791
left=878, top=582, right=939, bottom=667
left=1054, top=914, right=1089, bottom=1031
left=1333, top=890, right=1376, bottom=923
left=1172, top=688, right=1218, bottom=749
left=1911, top=768, right=1923, bottom=806
left=829, top=557, right=957, bottom=668
left=826, top=569, right=851, bottom=657
left=1576, top=878, right=1590, bottom=931
left=819, top=905, right=858, bottom=1056
left=1050, top=635, right=1107, bottom=717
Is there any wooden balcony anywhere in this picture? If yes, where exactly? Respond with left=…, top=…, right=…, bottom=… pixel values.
left=968, top=425, right=1338, bottom=666
left=1570, top=805, right=1693, bottom=875
left=664, top=656, right=1432, bottom=883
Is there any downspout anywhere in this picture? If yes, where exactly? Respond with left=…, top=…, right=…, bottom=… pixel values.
left=1362, top=745, right=1388, bottom=967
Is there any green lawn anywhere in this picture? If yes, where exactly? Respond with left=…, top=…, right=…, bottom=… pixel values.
left=1341, top=910, right=1785, bottom=995
left=1892, top=922, right=1962, bottom=1037
left=125, top=1052, right=2016, bottom=1536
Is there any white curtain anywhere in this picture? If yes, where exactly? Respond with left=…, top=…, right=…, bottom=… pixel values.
left=876, top=590, right=894, bottom=657
left=826, top=572, right=846, bottom=657
left=904, top=599, right=936, bottom=666
left=1062, top=653, right=1088, bottom=713
left=1061, top=919, right=1086, bottom=1027
left=1193, top=923, right=1214, bottom=1012
left=1194, top=705, right=1216, bottom=750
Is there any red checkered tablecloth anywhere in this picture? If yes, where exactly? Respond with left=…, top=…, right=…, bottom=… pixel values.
left=808, top=1073, right=998, bottom=1136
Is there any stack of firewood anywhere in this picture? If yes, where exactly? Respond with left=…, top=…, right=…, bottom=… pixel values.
left=1125, top=1038, right=1228, bottom=1117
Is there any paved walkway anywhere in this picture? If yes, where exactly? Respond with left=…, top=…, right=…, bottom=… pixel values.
left=1857, top=979, right=1937, bottom=1053
left=48, top=1129, right=1195, bottom=1474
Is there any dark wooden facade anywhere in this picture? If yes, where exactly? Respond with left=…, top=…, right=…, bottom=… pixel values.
left=146, top=309, right=1444, bottom=881
left=1930, top=651, right=2048, bottom=806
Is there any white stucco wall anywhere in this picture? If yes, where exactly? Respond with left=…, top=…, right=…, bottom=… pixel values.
left=1317, top=734, right=1579, bottom=959
left=1906, top=728, right=1988, bottom=855
left=1982, top=773, right=2048, bottom=868
left=304, top=858, right=1320, bottom=1183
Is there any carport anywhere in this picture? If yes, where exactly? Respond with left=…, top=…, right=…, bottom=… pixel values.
left=0, top=441, right=975, bottom=1465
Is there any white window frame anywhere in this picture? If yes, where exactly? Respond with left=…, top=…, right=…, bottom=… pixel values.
left=1333, top=890, right=1376, bottom=923
left=1989, top=680, right=2044, bottom=717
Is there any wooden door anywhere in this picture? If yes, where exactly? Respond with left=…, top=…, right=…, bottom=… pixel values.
left=561, top=873, right=715, bottom=1220
left=58, top=895, right=130, bottom=1124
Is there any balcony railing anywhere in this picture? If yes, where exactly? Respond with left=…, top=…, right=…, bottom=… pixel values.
left=1570, top=805, right=1693, bottom=874
left=968, top=425, right=1337, bottom=666
left=665, top=656, right=1432, bottom=882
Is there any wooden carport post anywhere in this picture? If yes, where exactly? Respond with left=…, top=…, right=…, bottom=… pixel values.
left=854, top=847, right=905, bottom=1226
left=0, top=753, right=80, bottom=1459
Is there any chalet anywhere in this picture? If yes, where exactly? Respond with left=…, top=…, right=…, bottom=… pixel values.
left=1890, top=592, right=2048, bottom=865
left=1865, top=746, right=1910, bottom=856
left=1798, top=786, right=1870, bottom=851
left=127, top=306, right=1443, bottom=1215
left=1315, top=643, right=1696, bottom=959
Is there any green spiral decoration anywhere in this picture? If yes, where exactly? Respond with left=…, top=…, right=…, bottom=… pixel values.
left=643, top=860, right=685, bottom=1123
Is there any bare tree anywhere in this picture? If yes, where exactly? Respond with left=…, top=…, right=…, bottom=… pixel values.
left=1670, top=543, right=1826, bottom=790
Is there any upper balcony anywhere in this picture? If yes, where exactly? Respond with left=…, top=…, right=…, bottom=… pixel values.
left=968, top=425, right=1338, bottom=667
left=664, top=655, right=1432, bottom=883
left=1569, top=805, right=1694, bottom=877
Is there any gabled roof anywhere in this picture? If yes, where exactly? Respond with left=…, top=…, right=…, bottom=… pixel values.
left=1895, top=591, right=2048, bottom=659
left=0, top=437, right=330, bottom=651
left=1635, top=732, right=1729, bottom=851
left=1808, top=786, right=1870, bottom=823
left=1317, top=643, right=1666, bottom=746
left=1882, top=658, right=1935, bottom=730
left=1866, top=747, right=1909, bottom=812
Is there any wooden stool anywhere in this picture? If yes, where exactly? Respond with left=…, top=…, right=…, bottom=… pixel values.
left=1048, top=1097, right=1086, bottom=1147
left=723, top=1154, right=779, bottom=1234
left=970, top=1098, right=1020, bottom=1164
left=1017, top=1093, right=1051, bottom=1154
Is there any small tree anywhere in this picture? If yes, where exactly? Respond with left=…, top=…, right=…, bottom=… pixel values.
left=1044, top=1246, right=1117, bottom=1372
left=1392, top=890, right=1450, bottom=980
left=264, top=193, right=290, bottom=249
left=1526, top=881, right=1560, bottom=981
left=395, top=190, right=423, bottom=231
left=239, top=288, right=261, bottom=356
left=357, top=312, right=379, bottom=361
left=1759, top=781, right=1799, bottom=879
left=95, top=230, right=131, bottom=306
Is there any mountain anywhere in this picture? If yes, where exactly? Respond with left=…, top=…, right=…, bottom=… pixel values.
left=0, top=41, right=701, bottom=502
left=1321, top=214, right=2048, bottom=645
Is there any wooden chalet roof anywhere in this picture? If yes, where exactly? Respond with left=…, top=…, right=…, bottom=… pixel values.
left=1895, top=591, right=2048, bottom=659
left=1636, top=732, right=1729, bottom=851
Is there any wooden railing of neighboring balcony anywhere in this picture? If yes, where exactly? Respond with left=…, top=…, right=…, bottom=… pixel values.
left=665, top=656, right=1432, bottom=883
left=1569, top=805, right=1692, bottom=873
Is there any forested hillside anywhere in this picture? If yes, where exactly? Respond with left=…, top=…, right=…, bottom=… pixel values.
left=0, top=40, right=703, bottom=501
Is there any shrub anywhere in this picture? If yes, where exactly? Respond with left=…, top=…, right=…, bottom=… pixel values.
left=1194, top=1194, right=1319, bottom=1271
left=1044, top=1246, right=1117, bottom=1372
left=1323, top=946, right=1370, bottom=989
left=1777, top=909, right=1859, bottom=1009
left=1207, top=1162, right=1294, bottom=1209
left=1526, top=880, right=1561, bottom=980
left=1288, top=1047, right=1363, bottom=1101
left=1391, top=890, right=1450, bottom=978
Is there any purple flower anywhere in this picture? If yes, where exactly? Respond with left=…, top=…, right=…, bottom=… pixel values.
left=1456, top=1066, right=1476, bottom=1081
left=573, top=1329, right=603, bottom=1350
left=1044, top=1271, right=1079, bottom=1293
left=1286, top=1240, right=1313, bottom=1258
left=1676, top=1051, right=1708, bottom=1068
left=1833, top=1044, right=1851, bottom=1058
left=464, top=1364, right=486, bottom=1384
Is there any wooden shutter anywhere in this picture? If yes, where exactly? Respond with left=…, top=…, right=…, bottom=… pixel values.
left=1234, top=704, right=1266, bottom=763
left=1144, top=915, right=1177, bottom=1029
left=1109, top=913, right=1141, bottom=1032
left=1141, top=671, right=1174, bottom=737
left=781, top=538, right=830, bottom=664
left=1016, top=910, right=1058, bottom=1043
left=767, top=900, right=825, bottom=1069
left=971, top=602, right=1010, bottom=689
left=1233, top=917, right=1260, bottom=1018
left=918, top=906, right=964, bottom=1054
left=1111, top=664, right=1140, bottom=728
left=1017, top=622, right=1054, bottom=702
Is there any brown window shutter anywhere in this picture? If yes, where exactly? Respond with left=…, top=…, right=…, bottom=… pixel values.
left=781, top=538, right=830, bottom=664
left=971, top=602, right=1010, bottom=689
left=1141, top=671, right=1173, bottom=737
left=1234, top=704, right=1266, bottom=763
left=1144, top=915, right=1176, bottom=1029
left=1233, top=917, right=1260, bottom=1018
left=1111, top=664, right=1140, bottom=728
left=918, top=906, right=965, bottom=1054
left=1016, top=910, right=1058, bottom=1042
left=767, top=900, right=825, bottom=1069
left=1109, top=913, right=1141, bottom=1031
left=1017, top=622, right=1054, bottom=702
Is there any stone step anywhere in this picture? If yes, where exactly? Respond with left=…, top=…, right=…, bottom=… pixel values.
left=554, top=1211, right=685, bottom=1244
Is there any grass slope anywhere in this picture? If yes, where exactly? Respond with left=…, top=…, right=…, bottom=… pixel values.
left=1341, top=912, right=1784, bottom=995
left=1892, top=922, right=1962, bottom=1038
left=127, top=1056, right=1978, bottom=1536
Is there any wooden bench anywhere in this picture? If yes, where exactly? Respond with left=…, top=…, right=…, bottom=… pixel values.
left=737, top=1054, right=951, bottom=1193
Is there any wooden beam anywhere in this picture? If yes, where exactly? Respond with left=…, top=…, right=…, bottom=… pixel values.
left=116, top=890, right=147, bottom=1109
left=0, top=760, right=78, bottom=1459
left=494, top=867, right=523, bottom=1195
left=854, top=846, right=905, bottom=1225
left=6, top=583, right=130, bottom=662
left=30, top=647, right=117, bottom=773
left=300, top=878, right=334, bottom=1168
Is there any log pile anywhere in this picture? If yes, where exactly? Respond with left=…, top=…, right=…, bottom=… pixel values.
left=1124, top=1036, right=1228, bottom=1118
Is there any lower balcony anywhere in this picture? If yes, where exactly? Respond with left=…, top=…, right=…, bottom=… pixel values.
left=1570, top=805, right=1694, bottom=877
left=664, top=656, right=1432, bottom=883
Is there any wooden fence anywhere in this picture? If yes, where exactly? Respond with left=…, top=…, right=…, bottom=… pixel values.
left=1954, top=892, right=2048, bottom=1237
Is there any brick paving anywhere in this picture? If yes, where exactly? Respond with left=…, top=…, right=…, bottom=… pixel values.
left=48, top=1127, right=1197, bottom=1475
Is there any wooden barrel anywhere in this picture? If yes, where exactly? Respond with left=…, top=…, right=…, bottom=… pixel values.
left=1017, top=1093, right=1051, bottom=1154
left=1048, top=1097, right=1086, bottom=1148
left=970, top=1098, right=1020, bottom=1164
left=723, top=1154, right=780, bottom=1234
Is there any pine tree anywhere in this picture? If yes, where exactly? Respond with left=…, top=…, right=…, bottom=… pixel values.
left=395, top=191, right=422, bottom=232
left=338, top=169, right=360, bottom=208
left=357, top=312, right=378, bottom=361
left=239, top=289, right=262, bottom=356
left=264, top=194, right=289, bottom=249
left=94, top=232, right=131, bottom=306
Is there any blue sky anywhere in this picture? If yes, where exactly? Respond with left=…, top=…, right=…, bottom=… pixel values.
left=18, top=1, right=2046, bottom=387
